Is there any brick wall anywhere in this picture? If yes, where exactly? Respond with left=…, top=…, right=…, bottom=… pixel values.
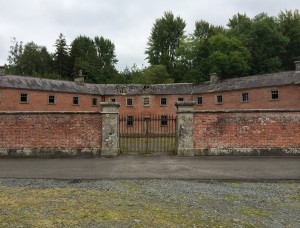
left=194, top=110, right=300, bottom=155
left=0, top=112, right=102, bottom=156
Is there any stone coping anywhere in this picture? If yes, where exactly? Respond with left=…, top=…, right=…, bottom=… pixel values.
left=0, top=111, right=102, bottom=115
left=193, top=109, right=300, bottom=113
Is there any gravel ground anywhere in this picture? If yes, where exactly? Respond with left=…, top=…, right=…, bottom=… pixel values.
left=0, top=179, right=299, bottom=227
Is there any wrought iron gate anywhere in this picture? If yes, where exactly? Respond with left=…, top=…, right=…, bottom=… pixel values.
left=119, top=115, right=176, bottom=154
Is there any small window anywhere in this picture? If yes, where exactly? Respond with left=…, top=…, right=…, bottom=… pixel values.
left=241, top=93, right=249, bottom=102
left=126, top=98, right=133, bottom=106
left=160, top=98, right=167, bottom=106
left=20, top=93, right=28, bottom=103
left=178, top=97, right=184, bottom=101
left=92, top=98, right=97, bottom=106
left=110, top=98, right=116, bottom=102
left=161, top=115, right=168, bottom=126
left=127, top=115, right=134, bottom=126
left=48, top=95, right=55, bottom=104
left=216, top=95, right=223, bottom=104
left=270, top=90, right=279, bottom=100
left=73, top=97, right=79, bottom=105
left=197, top=97, right=203, bottom=105
left=143, top=97, right=150, bottom=106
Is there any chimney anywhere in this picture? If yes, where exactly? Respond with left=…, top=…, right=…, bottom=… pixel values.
left=295, top=61, right=300, bottom=73
left=0, top=66, right=5, bottom=76
left=74, top=70, right=85, bottom=85
left=210, top=73, right=219, bottom=84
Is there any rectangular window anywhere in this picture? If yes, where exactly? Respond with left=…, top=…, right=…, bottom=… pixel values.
left=161, top=115, right=168, bottom=126
left=127, top=115, right=134, bottom=126
left=20, top=93, right=28, bottom=103
left=241, top=93, right=249, bottom=102
left=197, top=97, right=203, bottom=105
left=73, top=97, right=79, bottom=105
left=92, top=98, right=97, bottom=106
left=178, top=97, right=184, bottom=101
left=271, top=90, right=279, bottom=100
left=216, top=95, right=223, bottom=104
left=160, top=98, right=167, bottom=106
left=48, top=95, right=55, bottom=104
left=110, top=98, right=116, bottom=102
left=126, top=98, right=133, bottom=106
left=143, top=97, right=150, bottom=106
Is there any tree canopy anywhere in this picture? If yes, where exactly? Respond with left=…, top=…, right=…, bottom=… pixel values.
left=6, top=10, right=300, bottom=84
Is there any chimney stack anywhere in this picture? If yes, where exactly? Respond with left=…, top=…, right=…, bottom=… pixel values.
left=295, top=61, right=300, bottom=73
left=74, top=70, right=85, bottom=85
left=0, top=66, right=5, bottom=76
left=209, top=73, right=219, bottom=84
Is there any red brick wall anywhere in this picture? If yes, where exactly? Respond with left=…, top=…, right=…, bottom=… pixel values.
left=193, top=85, right=300, bottom=111
left=0, top=88, right=102, bottom=111
left=0, top=112, right=102, bottom=149
left=194, top=111, right=300, bottom=150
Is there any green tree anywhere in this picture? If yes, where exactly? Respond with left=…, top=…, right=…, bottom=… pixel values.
left=133, top=65, right=172, bottom=84
left=207, top=34, right=251, bottom=78
left=53, top=33, right=71, bottom=79
left=94, top=36, right=118, bottom=83
left=145, top=11, right=186, bottom=77
left=17, top=41, right=52, bottom=76
left=7, top=37, right=23, bottom=74
left=278, top=10, right=300, bottom=70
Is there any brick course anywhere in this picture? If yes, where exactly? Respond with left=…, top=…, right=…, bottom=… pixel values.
left=194, top=111, right=300, bottom=153
left=0, top=112, right=102, bottom=150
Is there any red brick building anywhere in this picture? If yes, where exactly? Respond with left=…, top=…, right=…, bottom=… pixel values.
left=0, top=62, right=300, bottom=156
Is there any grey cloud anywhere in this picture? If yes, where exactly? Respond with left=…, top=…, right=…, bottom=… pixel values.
left=0, top=0, right=299, bottom=70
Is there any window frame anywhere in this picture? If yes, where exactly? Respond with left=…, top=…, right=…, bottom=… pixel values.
left=160, top=97, right=167, bottom=106
left=20, top=92, right=29, bottom=104
left=215, top=95, right=223, bottom=104
left=126, top=115, right=134, bottom=126
left=143, top=97, right=150, bottom=106
left=178, top=97, right=184, bottom=102
left=241, top=92, right=249, bottom=103
left=160, top=115, right=168, bottom=126
left=110, top=98, right=116, bottom=102
left=92, top=97, right=98, bottom=106
left=126, top=98, right=133, bottom=106
left=48, top=94, right=56, bottom=105
left=72, top=96, right=80, bottom=105
left=270, top=90, right=279, bottom=101
left=197, top=96, right=203, bottom=105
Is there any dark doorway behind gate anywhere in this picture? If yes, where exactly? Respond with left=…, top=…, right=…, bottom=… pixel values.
left=119, top=115, right=176, bottom=154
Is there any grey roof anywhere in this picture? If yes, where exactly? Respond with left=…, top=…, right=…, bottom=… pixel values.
left=0, top=71, right=299, bottom=96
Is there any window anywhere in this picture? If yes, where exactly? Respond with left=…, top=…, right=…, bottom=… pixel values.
left=48, top=95, right=55, bottom=104
left=73, top=97, right=79, bottom=105
left=241, top=93, right=249, bottom=102
left=160, top=98, right=167, bottom=106
left=20, top=93, right=28, bottom=103
left=127, top=115, right=134, bottom=126
left=178, top=97, right=184, bottom=101
left=92, top=98, right=97, bottom=106
left=197, top=97, right=203, bottom=105
left=161, top=115, right=168, bottom=126
left=270, top=90, right=279, bottom=100
left=216, top=95, right=223, bottom=104
left=143, top=97, right=150, bottom=106
left=110, top=98, right=116, bottom=102
left=126, top=98, right=133, bottom=106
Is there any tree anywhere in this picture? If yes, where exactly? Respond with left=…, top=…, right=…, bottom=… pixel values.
left=145, top=11, right=186, bottom=77
left=7, top=37, right=23, bottom=75
left=94, top=36, right=118, bottom=83
left=278, top=10, right=300, bottom=70
left=53, top=33, right=71, bottom=79
left=207, top=34, right=251, bottom=78
left=132, top=65, right=172, bottom=84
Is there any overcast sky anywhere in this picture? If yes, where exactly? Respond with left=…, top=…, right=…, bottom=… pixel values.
left=0, top=0, right=299, bottom=71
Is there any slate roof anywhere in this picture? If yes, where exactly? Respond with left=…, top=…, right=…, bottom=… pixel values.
left=0, top=71, right=299, bottom=96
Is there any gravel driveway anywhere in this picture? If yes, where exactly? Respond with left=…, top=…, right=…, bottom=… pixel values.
left=0, top=179, right=299, bottom=227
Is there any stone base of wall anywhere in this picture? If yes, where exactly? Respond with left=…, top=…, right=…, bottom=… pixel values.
left=177, top=148, right=195, bottom=156
left=195, top=148, right=300, bottom=156
left=0, top=148, right=102, bottom=158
